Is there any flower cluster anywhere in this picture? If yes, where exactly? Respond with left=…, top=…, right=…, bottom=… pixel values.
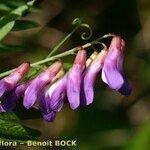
left=0, top=36, right=131, bottom=122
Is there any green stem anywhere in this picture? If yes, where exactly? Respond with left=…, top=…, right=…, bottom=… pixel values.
left=0, top=43, right=90, bottom=78
left=0, top=33, right=114, bottom=78
left=46, top=26, right=79, bottom=58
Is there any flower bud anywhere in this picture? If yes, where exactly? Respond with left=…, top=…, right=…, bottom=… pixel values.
left=23, top=61, right=63, bottom=109
left=81, top=50, right=108, bottom=105
left=67, top=49, right=87, bottom=110
left=39, top=75, right=67, bottom=122
left=0, top=62, right=30, bottom=97
left=101, top=36, right=131, bottom=95
left=48, top=76, right=67, bottom=111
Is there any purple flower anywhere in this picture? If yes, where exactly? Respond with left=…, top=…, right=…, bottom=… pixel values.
left=47, top=76, right=67, bottom=111
left=101, top=36, right=131, bottom=95
left=0, top=82, right=29, bottom=112
left=82, top=50, right=108, bottom=105
left=67, top=48, right=87, bottom=110
left=0, top=62, right=30, bottom=97
left=23, top=61, right=63, bottom=109
left=39, top=75, right=67, bottom=122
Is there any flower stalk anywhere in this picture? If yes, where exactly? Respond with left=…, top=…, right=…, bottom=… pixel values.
left=0, top=33, right=114, bottom=78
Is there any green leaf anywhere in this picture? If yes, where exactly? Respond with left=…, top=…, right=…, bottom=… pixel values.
left=0, top=119, right=41, bottom=140
left=0, top=112, right=19, bottom=122
left=0, top=1, right=24, bottom=9
left=0, top=107, right=41, bottom=140
left=0, top=109, right=41, bottom=140
left=9, top=0, right=34, bottom=17
left=0, top=1, right=38, bottom=14
left=13, top=20, right=39, bottom=30
left=0, top=0, right=35, bottom=27
left=0, top=21, right=15, bottom=41
left=0, top=0, right=35, bottom=41
left=0, top=4, right=12, bottom=12
left=0, top=1, right=22, bottom=13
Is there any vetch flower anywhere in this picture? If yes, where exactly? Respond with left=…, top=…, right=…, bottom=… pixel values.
left=23, top=61, right=63, bottom=109
left=48, top=76, right=67, bottom=111
left=101, top=36, right=131, bottom=95
left=82, top=50, right=108, bottom=105
left=67, top=48, right=87, bottom=110
left=0, top=82, right=29, bottom=112
left=39, top=75, right=67, bottom=122
left=0, top=62, right=30, bottom=97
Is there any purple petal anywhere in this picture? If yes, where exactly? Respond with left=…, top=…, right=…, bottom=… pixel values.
left=23, top=78, right=45, bottom=109
left=81, top=72, right=96, bottom=105
left=102, top=61, right=124, bottom=90
left=39, top=95, right=58, bottom=122
left=48, top=76, right=66, bottom=111
left=0, top=62, right=30, bottom=97
left=0, top=82, right=29, bottom=112
left=82, top=50, right=107, bottom=105
left=43, top=111, right=56, bottom=122
left=38, top=86, right=51, bottom=115
left=8, top=62, right=30, bottom=83
left=0, top=91, right=17, bottom=112
left=118, top=79, right=131, bottom=96
left=23, top=61, right=62, bottom=109
left=0, top=79, right=13, bottom=97
left=15, top=82, right=29, bottom=98
left=67, top=49, right=87, bottom=110
left=67, top=66, right=82, bottom=110
left=101, top=36, right=131, bottom=95
left=38, top=76, right=66, bottom=122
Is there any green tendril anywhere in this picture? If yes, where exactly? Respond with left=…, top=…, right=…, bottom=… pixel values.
left=72, top=18, right=93, bottom=40
left=72, top=17, right=83, bottom=25
left=80, top=23, right=93, bottom=40
left=93, top=41, right=107, bottom=50
left=47, top=18, right=93, bottom=58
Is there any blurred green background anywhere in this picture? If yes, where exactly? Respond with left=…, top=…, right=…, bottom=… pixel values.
left=0, top=0, right=150, bottom=150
